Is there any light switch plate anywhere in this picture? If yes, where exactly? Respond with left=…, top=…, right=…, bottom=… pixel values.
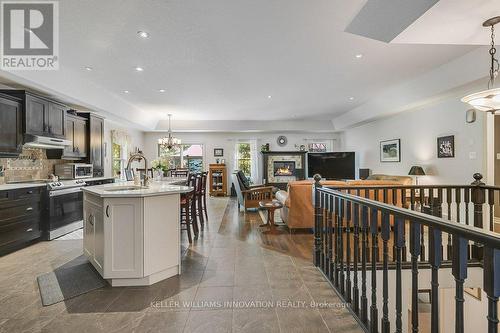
left=496, top=153, right=500, bottom=160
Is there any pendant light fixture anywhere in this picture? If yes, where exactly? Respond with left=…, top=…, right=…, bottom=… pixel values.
left=461, top=16, right=500, bottom=112
left=158, top=114, right=181, bottom=150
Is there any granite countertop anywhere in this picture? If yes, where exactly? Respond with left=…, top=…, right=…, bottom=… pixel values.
left=0, top=182, right=48, bottom=191
left=82, top=179, right=191, bottom=198
left=0, top=176, right=117, bottom=191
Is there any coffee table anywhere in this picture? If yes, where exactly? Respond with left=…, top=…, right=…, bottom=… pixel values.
left=258, top=200, right=283, bottom=229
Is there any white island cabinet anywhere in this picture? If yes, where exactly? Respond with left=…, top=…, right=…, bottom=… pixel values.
left=82, top=180, right=191, bottom=286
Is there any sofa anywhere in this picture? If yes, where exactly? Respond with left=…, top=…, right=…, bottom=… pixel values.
left=275, top=174, right=412, bottom=230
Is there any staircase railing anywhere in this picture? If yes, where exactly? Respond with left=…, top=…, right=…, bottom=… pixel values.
left=313, top=174, right=500, bottom=333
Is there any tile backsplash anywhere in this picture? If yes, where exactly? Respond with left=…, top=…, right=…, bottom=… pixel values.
left=0, top=148, right=65, bottom=184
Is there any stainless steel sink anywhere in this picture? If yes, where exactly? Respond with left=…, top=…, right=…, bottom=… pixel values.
left=104, top=186, right=148, bottom=192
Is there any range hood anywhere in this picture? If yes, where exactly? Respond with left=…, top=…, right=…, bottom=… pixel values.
left=23, top=134, right=71, bottom=150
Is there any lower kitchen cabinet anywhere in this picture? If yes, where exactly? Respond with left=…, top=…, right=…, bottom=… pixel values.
left=83, top=194, right=143, bottom=278
left=0, top=186, right=44, bottom=255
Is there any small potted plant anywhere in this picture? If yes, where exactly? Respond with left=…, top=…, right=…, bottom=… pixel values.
left=151, top=158, right=171, bottom=178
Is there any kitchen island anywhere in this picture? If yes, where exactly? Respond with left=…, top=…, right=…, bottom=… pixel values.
left=82, top=179, right=191, bottom=286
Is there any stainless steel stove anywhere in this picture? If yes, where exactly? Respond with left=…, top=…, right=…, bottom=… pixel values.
left=44, top=179, right=88, bottom=240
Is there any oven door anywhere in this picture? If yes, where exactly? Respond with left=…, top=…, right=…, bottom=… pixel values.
left=48, top=188, right=83, bottom=232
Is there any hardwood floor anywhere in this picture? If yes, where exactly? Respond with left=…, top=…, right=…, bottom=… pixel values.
left=216, top=198, right=314, bottom=260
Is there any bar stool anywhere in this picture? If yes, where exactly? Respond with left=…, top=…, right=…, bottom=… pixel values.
left=194, top=173, right=204, bottom=229
left=180, top=174, right=198, bottom=243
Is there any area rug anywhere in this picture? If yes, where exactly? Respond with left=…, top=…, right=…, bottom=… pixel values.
left=37, top=259, right=106, bottom=306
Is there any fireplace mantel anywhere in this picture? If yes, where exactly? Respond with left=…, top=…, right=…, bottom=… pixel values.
left=261, top=151, right=307, bottom=190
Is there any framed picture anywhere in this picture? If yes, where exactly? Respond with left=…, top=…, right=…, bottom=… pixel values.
left=437, top=135, right=455, bottom=158
left=380, top=139, right=401, bottom=162
left=214, top=148, right=224, bottom=157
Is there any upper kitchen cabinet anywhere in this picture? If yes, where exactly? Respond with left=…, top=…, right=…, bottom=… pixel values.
left=0, top=93, right=23, bottom=157
left=0, top=90, right=67, bottom=139
left=61, top=114, right=88, bottom=159
left=88, top=115, right=104, bottom=177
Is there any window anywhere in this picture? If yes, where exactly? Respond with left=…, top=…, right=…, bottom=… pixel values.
left=112, top=143, right=125, bottom=177
left=236, top=143, right=251, bottom=177
left=158, top=144, right=204, bottom=173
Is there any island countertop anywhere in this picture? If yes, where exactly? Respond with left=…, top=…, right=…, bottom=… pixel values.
left=82, top=179, right=192, bottom=198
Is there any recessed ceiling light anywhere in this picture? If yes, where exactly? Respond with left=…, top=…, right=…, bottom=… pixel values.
left=123, top=90, right=130, bottom=94
left=135, top=66, right=144, bottom=72
left=349, top=97, right=355, bottom=100
left=137, top=31, right=150, bottom=39
left=83, top=66, right=93, bottom=71
left=355, top=54, right=363, bottom=59
left=267, top=95, right=272, bottom=99
left=158, top=89, right=166, bottom=93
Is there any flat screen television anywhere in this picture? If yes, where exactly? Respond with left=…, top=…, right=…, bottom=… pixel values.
left=307, top=152, right=355, bottom=180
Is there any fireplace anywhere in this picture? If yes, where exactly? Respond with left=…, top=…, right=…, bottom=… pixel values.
left=273, top=161, right=295, bottom=176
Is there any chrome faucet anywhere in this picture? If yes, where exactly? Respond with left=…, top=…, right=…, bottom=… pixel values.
left=126, top=152, right=150, bottom=187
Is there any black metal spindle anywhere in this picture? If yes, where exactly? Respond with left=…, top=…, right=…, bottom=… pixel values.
left=339, top=198, right=345, bottom=295
left=488, top=189, right=495, bottom=232
left=346, top=200, right=352, bottom=303
left=429, top=227, right=442, bottom=333
left=381, top=211, right=390, bottom=333
left=326, top=195, right=334, bottom=280
left=370, top=207, right=379, bottom=333
left=452, top=235, right=468, bottom=333
left=483, top=247, right=500, bottom=333
left=353, top=202, right=360, bottom=315
left=320, top=192, right=326, bottom=272
left=313, top=177, right=323, bottom=266
left=394, top=216, right=404, bottom=333
left=410, top=222, right=421, bottom=333
left=334, top=196, right=340, bottom=287
left=361, top=205, right=369, bottom=325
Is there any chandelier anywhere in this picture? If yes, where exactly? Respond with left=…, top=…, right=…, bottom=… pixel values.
left=461, top=16, right=500, bottom=112
left=158, top=114, right=181, bottom=150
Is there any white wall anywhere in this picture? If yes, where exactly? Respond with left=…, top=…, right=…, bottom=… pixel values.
left=339, top=97, right=486, bottom=185
left=143, top=132, right=340, bottom=189
left=103, top=120, right=145, bottom=178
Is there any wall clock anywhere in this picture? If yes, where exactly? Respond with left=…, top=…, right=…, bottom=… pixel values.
left=277, top=135, right=287, bottom=147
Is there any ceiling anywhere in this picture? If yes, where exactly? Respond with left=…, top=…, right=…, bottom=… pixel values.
left=0, top=0, right=495, bottom=130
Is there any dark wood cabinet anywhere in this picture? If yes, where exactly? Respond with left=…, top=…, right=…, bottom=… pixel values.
left=0, top=94, right=23, bottom=157
left=47, top=102, right=66, bottom=137
left=61, top=114, right=87, bottom=159
left=0, top=186, right=43, bottom=256
left=89, top=115, right=104, bottom=177
left=25, top=94, right=48, bottom=135
left=0, top=90, right=67, bottom=139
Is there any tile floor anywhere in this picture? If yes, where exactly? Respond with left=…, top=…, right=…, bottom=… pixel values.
left=0, top=197, right=363, bottom=333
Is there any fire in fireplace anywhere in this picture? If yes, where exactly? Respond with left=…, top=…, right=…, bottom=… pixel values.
left=273, top=161, right=295, bottom=176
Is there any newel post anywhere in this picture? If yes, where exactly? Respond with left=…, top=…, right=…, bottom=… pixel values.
left=313, top=174, right=323, bottom=267
left=471, top=173, right=486, bottom=259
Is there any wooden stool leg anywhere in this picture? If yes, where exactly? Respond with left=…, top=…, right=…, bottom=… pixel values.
left=198, top=196, right=204, bottom=228
left=191, top=199, right=199, bottom=238
left=183, top=206, right=192, bottom=243
left=203, top=194, right=208, bottom=220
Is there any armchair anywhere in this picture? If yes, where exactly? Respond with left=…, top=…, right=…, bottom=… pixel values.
left=232, top=171, right=273, bottom=211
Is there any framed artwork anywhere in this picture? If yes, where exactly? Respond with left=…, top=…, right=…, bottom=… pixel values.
left=309, top=143, right=327, bottom=152
left=437, top=135, right=455, bottom=158
left=214, top=148, right=224, bottom=157
left=380, top=139, right=401, bottom=162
